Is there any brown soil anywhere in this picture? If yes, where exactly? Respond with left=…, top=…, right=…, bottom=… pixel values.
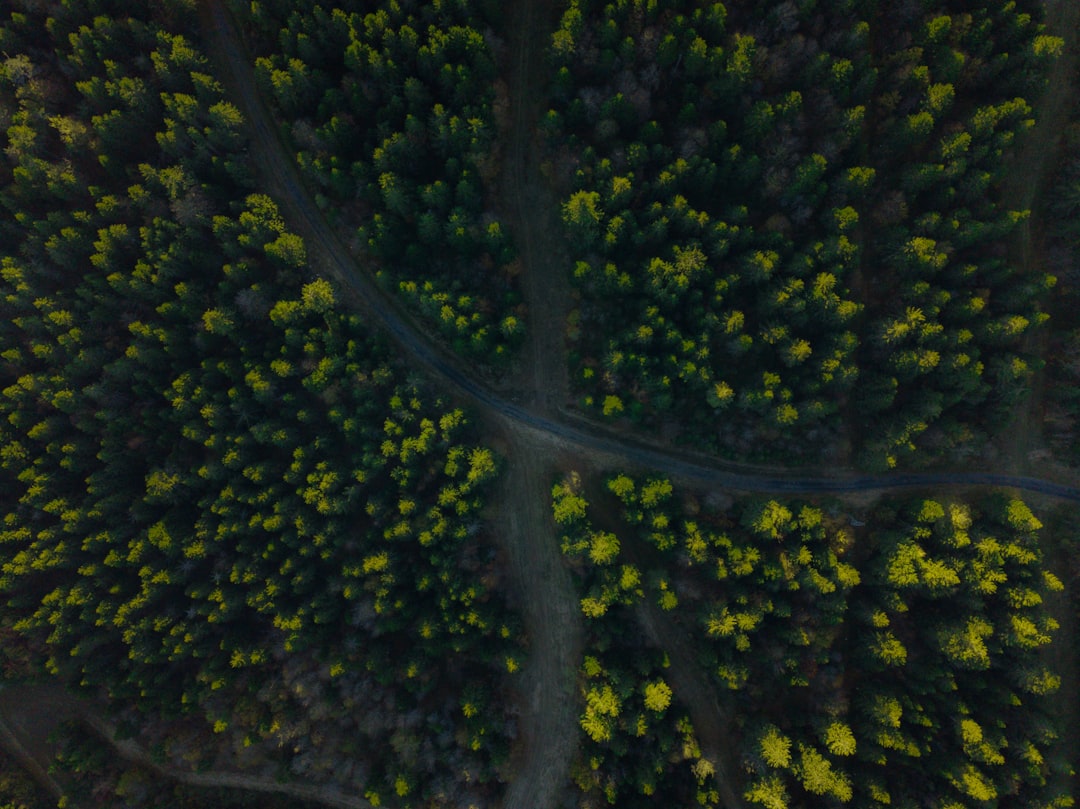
left=7, top=3, right=1080, bottom=809
left=1000, top=0, right=1080, bottom=474
left=498, top=0, right=574, bottom=414
left=490, top=432, right=584, bottom=809
left=0, top=683, right=378, bottom=809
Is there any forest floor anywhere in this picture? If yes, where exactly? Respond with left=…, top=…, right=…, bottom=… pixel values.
left=498, top=0, right=574, bottom=416
left=5, top=2, right=1080, bottom=809
left=0, top=685, right=67, bottom=801
left=1000, top=0, right=1080, bottom=477
left=492, top=0, right=588, bottom=801
left=583, top=481, right=747, bottom=809
left=0, top=683, right=378, bottom=809
left=490, top=432, right=583, bottom=809
left=1001, top=0, right=1080, bottom=795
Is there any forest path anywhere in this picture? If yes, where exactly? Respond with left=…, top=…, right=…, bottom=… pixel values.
left=2, top=2, right=1079, bottom=808
left=77, top=710, right=377, bottom=809
left=582, top=481, right=747, bottom=809
left=0, top=683, right=378, bottom=809
left=492, top=9, right=592, bottom=802
left=1041, top=519, right=1080, bottom=801
left=634, top=602, right=746, bottom=809
left=192, top=0, right=1080, bottom=503
left=0, top=685, right=68, bottom=802
left=499, top=0, right=573, bottom=415
left=491, top=432, right=583, bottom=809
left=1000, top=0, right=1080, bottom=475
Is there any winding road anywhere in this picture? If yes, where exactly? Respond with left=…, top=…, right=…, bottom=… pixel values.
left=209, top=1, right=1080, bottom=807
left=197, top=0, right=1080, bottom=504
left=4, top=3, right=1076, bottom=809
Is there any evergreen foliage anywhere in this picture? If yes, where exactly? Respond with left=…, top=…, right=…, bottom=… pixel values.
left=0, top=2, right=518, bottom=804
left=549, top=0, right=1057, bottom=467
left=0, top=0, right=1075, bottom=806
left=555, top=471, right=723, bottom=806
left=561, top=473, right=1069, bottom=808
left=233, top=0, right=521, bottom=363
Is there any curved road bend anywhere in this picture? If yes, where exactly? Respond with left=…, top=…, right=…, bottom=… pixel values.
left=77, top=711, right=376, bottom=809
left=199, top=0, right=1080, bottom=504
left=187, top=5, right=1080, bottom=809
left=198, top=8, right=588, bottom=809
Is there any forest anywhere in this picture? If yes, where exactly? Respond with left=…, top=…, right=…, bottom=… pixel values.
left=232, top=0, right=524, bottom=364
left=555, top=474, right=1070, bottom=808
left=0, top=0, right=1078, bottom=807
left=0, top=1, right=521, bottom=805
left=549, top=0, right=1059, bottom=468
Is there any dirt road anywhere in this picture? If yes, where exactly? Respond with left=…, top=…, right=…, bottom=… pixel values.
left=5, top=3, right=1079, bottom=809
left=492, top=434, right=583, bottom=809
left=0, top=683, right=376, bottom=809
left=194, top=0, right=1080, bottom=503
left=499, top=0, right=574, bottom=415
left=1000, top=0, right=1080, bottom=473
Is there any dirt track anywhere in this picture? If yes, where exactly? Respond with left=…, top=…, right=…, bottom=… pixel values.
left=192, top=1, right=1080, bottom=506
left=0, top=683, right=378, bottom=809
left=3, top=2, right=1080, bottom=808
left=1000, top=0, right=1080, bottom=474
left=634, top=601, right=746, bottom=809
left=186, top=5, right=1080, bottom=805
left=491, top=435, right=583, bottom=809
left=499, top=0, right=574, bottom=415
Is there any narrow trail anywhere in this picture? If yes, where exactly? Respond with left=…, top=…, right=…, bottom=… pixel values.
left=0, top=694, right=65, bottom=803
left=77, top=711, right=375, bottom=809
left=1000, top=0, right=1080, bottom=474
left=203, top=0, right=591, bottom=799
left=198, top=5, right=1080, bottom=807
left=492, top=3, right=587, bottom=798
left=634, top=603, right=746, bottom=809
left=1041, top=529, right=1079, bottom=801
left=500, top=0, right=573, bottom=414
left=0, top=684, right=376, bottom=809
left=193, top=0, right=1080, bottom=504
left=993, top=20, right=1080, bottom=778
left=7, top=3, right=1079, bottom=809
left=493, top=435, right=583, bottom=809
left=583, top=482, right=746, bottom=809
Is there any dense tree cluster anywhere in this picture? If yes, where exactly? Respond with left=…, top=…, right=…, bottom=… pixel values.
left=234, top=0, right=522, bottom=362
left=571, top=644, right=719, bottom=808
left=557, top=472, right=1068, bottom=808
left=1042, top=116, right=1080, bottom=794
left=549, top=0, right=1057, bottom=467
left=553, top=471, right=722, bottom=807
left=50, top=720, right=316, bottom=809
left=0, top=2, right=519, bottom=804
